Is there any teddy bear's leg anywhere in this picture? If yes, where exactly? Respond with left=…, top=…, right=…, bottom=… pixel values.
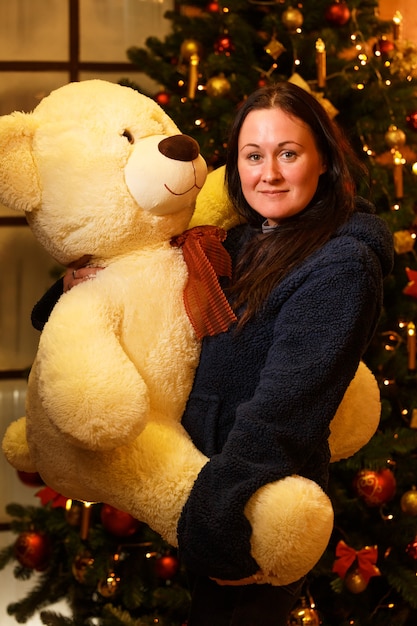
left=2, top=416, right=38, bottom=472
left=329, top=361, right=381, bottom=462
left=244, top=476, right=334, bottom=586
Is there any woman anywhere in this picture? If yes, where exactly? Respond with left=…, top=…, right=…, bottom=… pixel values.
left=32, top=82, right=393, bottom=625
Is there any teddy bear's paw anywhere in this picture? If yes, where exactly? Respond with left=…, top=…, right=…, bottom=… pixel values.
left=329, top=361, right=381, bottom=462
left=244, top=475, right=334, bottom=586
left=2, top=417, right=38, bottom=472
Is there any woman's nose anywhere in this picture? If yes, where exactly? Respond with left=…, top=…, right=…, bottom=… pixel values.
left=262, top=160, right=282, bottom=182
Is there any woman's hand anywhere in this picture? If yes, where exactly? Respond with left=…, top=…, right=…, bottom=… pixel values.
left=64, top=256, right=104, bottom=292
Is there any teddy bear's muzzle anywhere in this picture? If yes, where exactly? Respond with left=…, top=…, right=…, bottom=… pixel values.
left=158, top=134, right=200, bottom=162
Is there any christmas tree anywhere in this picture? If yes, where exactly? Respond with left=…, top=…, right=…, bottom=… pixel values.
left=3, top=1, right=417, bottom=624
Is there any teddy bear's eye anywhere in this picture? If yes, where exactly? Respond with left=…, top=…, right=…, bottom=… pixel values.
left=122, top=130, right=134, bottom=144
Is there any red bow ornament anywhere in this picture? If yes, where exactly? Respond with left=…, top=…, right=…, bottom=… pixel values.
left=403, top=267, right=417, bottom=299
left=36, top=485, right=68, bottom=508
left=332, top=540, right=381, bottom=584
left=171, top=225, right=237, bottom=339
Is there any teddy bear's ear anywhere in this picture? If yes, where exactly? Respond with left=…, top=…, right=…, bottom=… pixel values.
left=0, top=111, right=41, bottom=213
left=190, top=165, right=242, bottom=231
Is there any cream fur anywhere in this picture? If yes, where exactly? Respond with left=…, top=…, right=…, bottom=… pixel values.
left=1, top=80, right=380, bottom=585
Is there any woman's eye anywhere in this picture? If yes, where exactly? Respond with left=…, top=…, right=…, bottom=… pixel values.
left=122, top=130, right=134, bottom=144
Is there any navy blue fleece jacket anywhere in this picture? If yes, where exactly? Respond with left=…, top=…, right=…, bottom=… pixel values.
left=177, top=204, right=393, bottom=581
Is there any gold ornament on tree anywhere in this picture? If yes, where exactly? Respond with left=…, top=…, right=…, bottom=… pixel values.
left=206, top=73, right=231, bottom=98
left=385, top=125, right=406, bottom=199
left=401, top=487, right=417, bottom=515
left=72, top=551, right=95, bottom=584
left=344, top=568, right=369, bottom=593
left=97, top=571, right=121, bottom=598
left=264, top=33, right=286, bottom=61
left=288, top=596, right=320, bottom=625
left=393, top=230, right=415, bottom=254
left=281, top=6, right=303, bottom=33
left=180, top=39, right=203, bottom=99
left=332, top=540, right=381, bottom=594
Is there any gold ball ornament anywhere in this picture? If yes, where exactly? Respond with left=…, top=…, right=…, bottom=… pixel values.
left=385, top=125, right=406, bottom=149
left=288, top=599, right=320, bottom=625
left=401, top=488, right=417, bottom=516
left=97, top=572, right=121, bottom=598
left=206, top=74, right=231, bottom=98
left=281, top=7, right=303, bottom=33
left=180, top=39, right=203, bottom=62
left=72, top=552, right=95, bottom=583
left=344, top=568, right=368, bottom=593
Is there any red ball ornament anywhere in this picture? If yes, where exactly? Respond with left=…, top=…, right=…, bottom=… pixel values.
left=155, top=554, right=180, bottom=579
left=155, top=91, right=171, bottom=107
left=14, top=531, right=51, bottom=570
left=214, top=33, right=235, bottom=55
left=206, top=0, right=220, bottom=12
left=325, top=2, right=351, bottom=26
left=17, top=470, right=44, bottom=487
left=406, top=536, right=417, bottom=560
left=374, top=37, right=395, bottom=56
left=353, top=468, right=396, bottom=506
left=100, top=504, right=141, bottom=537
left=407, top=111, right=417, bottom=132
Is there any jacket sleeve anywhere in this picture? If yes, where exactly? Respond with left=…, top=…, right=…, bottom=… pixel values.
left=177, top=234, right=385, bottom=581
left=31, top=278, right=64, bottom=331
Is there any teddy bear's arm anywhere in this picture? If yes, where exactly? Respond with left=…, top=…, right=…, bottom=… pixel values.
left=34, top=286, right=149, bottom=451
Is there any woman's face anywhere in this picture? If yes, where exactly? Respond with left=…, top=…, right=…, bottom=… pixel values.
left=237, top=107, right=327, bottom=226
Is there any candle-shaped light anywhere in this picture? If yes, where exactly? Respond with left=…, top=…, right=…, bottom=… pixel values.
left=393, top=11, right=403, bottom=42
left=408, top=322, right=416, bottom=371
left=188, top=52, right=199, bottom=99
left=80, top=501, right=93, bottom=540
left=315, top=38, right=326, bottom=89
left=180, top=39, right=202, bottom=100
left=393, top=150, right=405, bottom=199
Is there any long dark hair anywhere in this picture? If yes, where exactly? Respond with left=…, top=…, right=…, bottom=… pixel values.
left=225, top=81, right=368, bottom=327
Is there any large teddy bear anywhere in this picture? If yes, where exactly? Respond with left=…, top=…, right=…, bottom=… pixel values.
left=1, top=80, right=380, bottom=585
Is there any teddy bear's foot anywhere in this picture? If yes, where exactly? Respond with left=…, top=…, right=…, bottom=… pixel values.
left=329, top=361, right=380, bottom=462
left=244, top=475, right=333, bottom=586
left=2, top=416, right=38, bottom=472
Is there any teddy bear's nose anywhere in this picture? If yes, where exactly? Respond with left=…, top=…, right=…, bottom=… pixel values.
left=158, top=134, right=200, bottom=162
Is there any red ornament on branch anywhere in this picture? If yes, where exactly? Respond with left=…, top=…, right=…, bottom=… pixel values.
left=155, top=554, right=180, bottom=579
left=374, top=37, right=395, bottom=57
left=214, top=33, right=235, bottom=55
left=406, top=110, right=417, bottom=132
left=353, top=468, right=396, bottom=506
left=17, top=470, right=44, bottom=487
left=100, top=503, right=141, bottom=537
left=206, top=0, right=220, bottom=12
left=325, top=2, right=351, bottom=26
left=155, top=91, right=171, bottom=107
left=406, top=536, right=417, bottom=560
left=14, top=531, right=51, bottom=570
